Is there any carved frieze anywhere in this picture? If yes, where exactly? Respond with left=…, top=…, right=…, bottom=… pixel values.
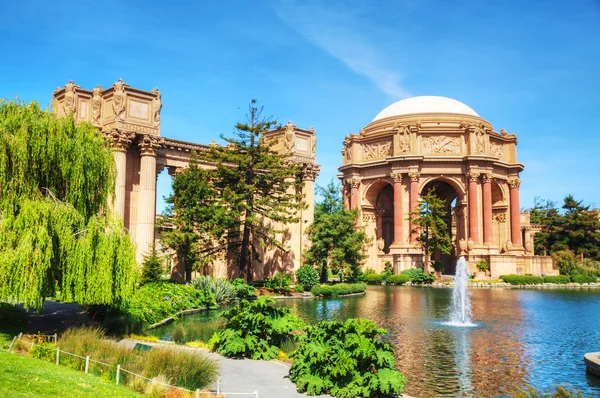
left=474, top=124, right=487, bottom=154
left=362, top=213, right=376, bottom=223
left=363, top=140, right=392, bottom=160
left=490, top=141, right=504, bottom=158
left=394, top=124, right=412, bottom=154
left=422, top=135, right=461, bottom=155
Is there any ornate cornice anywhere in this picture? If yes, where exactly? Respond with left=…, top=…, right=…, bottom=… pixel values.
left=102, top=129, right=136, bottom=151
left=301, top=163, right=321, bottom=181
left=408, top=172, right=420, bottom=182
left=138, top=134, right=164, bottom=156
left=466, top=171, right=480, bottom=182
left=390, top=171, right=403, bottom=183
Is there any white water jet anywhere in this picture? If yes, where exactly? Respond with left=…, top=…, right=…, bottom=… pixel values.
left=448, top=256, right=476, bottom=327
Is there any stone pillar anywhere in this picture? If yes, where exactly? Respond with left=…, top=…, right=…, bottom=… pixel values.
left=509, top=179, right=522, bottom=247
left=343, top=181, right=350, bottom=210
left=390, top=171, right=404, bottom=245
left=136, top=135, right=162, bottom=263
left=103, top=130, right=134, bottom=218
left=467, top=172, right=480, bottom=244
left=408, top=172, right=420, bottom=244
left=482, top=173, right=493, bottom=245
left=301, top=163, right=320, bottom=227
left=350, top=178, right=360, bottom=210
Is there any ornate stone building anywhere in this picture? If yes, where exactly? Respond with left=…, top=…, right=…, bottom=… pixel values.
left=52, top=80, right=319, bottom=279
left=339, top=96, right=555, bottom=277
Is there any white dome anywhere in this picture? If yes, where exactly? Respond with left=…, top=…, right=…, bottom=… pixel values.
left=372, top=96, right=479, bottom=121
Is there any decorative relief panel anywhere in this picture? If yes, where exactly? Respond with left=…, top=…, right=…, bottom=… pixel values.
left=296, top=136, right=309, bottom=152
left=129, top=99, right=150, bottom=120
left=363, top=140, right=392, bottom=160
left=422, top=136, right=461, bottom=155
left=78, top=100, right=88, bottom=120
left=490, top=141, right=504, bottom=159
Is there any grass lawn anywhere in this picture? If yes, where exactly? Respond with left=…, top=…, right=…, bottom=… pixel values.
left=0, top=350, right=140, bottom=397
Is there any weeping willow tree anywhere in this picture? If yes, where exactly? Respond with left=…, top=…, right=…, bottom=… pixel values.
left=0, top=99, right=137, bottom=309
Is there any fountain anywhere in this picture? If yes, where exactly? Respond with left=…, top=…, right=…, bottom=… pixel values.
left=448, top=256, right=475, bottom=327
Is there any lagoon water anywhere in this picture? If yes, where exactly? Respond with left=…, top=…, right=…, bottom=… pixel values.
left=156, top=286, right=600, bottom=397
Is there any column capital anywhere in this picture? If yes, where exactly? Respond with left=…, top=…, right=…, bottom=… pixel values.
left=408, top=172, right=420, bottom=182
left=466, top=171, right=481, bottom=182
left=138, top=134, right=164, bottom=156
left=508, top=179, right=521, bottom=189
left=481, top=173, right=492, bottom=183
left=349, top=178, right=361, bottom=189
left=300, top=163, right=321, bottom=181
left=103, top=129, right=135, bottom=152
left=390, top=171, right=403, bottom=183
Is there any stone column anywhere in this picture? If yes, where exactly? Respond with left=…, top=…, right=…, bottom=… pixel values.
left=342, top=181, right=350, bottom=210
left=482, top=173, right=493, bottom=245
left=103, top=130, right=134, bottom=218
left=467, top=172, right=480, bottom=244
left=350, top=178, right=360, bottom=210
left=390, top=171, right=404, bottom=245
left=136, top=135, right=162, bottom=263
left=508, top=179, right=522, bottom=247
left=408, top=172, right=420, bottom=244
left=301, top=164, right=320, bottom=227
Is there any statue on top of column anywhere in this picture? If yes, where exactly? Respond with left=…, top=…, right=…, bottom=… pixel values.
left=152, top=88, right=162, bottom=127
left=112, top=78, right=126, bottom=121
left=92, top=85, right=102, bottom=126
left=63, top=80, right=77, bottom=115
left=284, top=121, right=295, bottom=153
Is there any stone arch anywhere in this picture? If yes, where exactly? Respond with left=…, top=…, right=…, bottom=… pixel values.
left=363, top=178, right=394, bottom=206
left=419, top=175, right=466, bottom=200
left=491, top=180, right=506, bottom=205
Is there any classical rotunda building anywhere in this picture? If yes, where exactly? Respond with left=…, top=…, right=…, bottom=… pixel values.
left=339, top=96, right=555, bottom=277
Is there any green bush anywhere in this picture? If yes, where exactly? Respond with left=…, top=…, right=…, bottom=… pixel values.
left=543, top=275, right=571, bottom=284
left=500, top=275, right=544, bottom=285
left=476, top=260, right=488, bottom=271
left=364, top=273, right=384, bottom=284
left=552, top=250, right=578, bottom=275
left=295, top=284, right=305, bottom=293
left=140, top=250, right=164, bottom=285
left=191, top=276, right=237, bottom=305
left=231, top=278, right=255, bottom=299
left=211, top=297, right=304, bottom=360
left=401, top=267, right=425, bottom=280
left=289, top=318, right=406, bottom=397
left=432, top=260, right=444, bottom=272
left=310, top=282, right=367, bottom=297
left=124, top=282, right=216, bottom=325
left=265, top=272, right=293, bottom=293
left=295, top=265, right=320, bottom=291
left=409, top=270, right=436, bottom=284
left=571, top=274, right=598, bottom=284
left=387, top=274, right=410, bottom=285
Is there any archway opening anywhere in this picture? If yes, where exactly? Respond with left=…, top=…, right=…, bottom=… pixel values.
left=420, top=180, right=459, bottom=274
left=375, top=185, right=394, bottom=254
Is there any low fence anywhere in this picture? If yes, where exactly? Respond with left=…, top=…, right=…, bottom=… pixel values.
left=8, top=334, right=258, bottom=397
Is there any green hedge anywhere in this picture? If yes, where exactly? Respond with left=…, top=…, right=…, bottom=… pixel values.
left=543, top=275, right=570, bottom=284
left=311, top=283, right=367, bottom=297
left=364, top=274, right=384, bottom=284
left=571, top=274, right=598, bottom=284
left=387, top=274, right=410, bottom=285
left=500, top=275, right=544, bottom=285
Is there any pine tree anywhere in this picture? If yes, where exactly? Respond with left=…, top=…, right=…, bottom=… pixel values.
left=410, top=188, right=452, bottom=257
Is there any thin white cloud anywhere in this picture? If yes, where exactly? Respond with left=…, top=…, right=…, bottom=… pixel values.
left=274, top=0, right=410, bottom=99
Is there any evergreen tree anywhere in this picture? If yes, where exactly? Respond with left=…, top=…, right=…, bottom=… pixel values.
left=409, top=188, right=452, bottom=257
left=304, top=181, right=367, bottom=282
left=140, top=249, right=164, bottom=285
left=164, top=100, right=305, bottom=282
left=0, top=100, right=137, bottom=309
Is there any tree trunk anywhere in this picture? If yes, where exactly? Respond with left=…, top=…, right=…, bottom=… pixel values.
left=184, top=259, right=192, bottom=284
left=320, top=261, right=328, bottom=283
left=240, top=226, right=252, bottom=283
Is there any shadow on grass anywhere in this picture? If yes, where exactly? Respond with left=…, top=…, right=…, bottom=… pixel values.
left=0, top=303, right=27, bottom=348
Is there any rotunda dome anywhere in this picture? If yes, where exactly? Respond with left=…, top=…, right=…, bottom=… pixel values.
left=372, top=96, right=479, bottom=121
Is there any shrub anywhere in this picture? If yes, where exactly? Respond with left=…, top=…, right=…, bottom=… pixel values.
left=265, top=272, right=293, bottom=292
left=295, top=284, right=305, bottom=293
left=140, top=250, right=164, bottom=285
left=191, top=276, right=237, bottom=305
left=381, top=269, right=393, bottom=281
left=476, top=260, right=488, bottom=272
left=500, top=275, right=544, bottom=285
left=401, top=267, right=425, bottom=280
left=543, top=275, right=571, bottom=284
left=575, top=259, right=600, bottom=276
left=364, top=273, right=384, bottom=284
left=295, top=265, right=320, bottom=291
left=387, top=274, right=410, bottom=285
left=363, top=267, right=377, bottom=276
left=571, top=274, right=598, bottom=284
left=432, top=260, right=444, bottom=272
left=211, top=297, right=304, bottom=360
left=310, top=283, right=367, bottom=297
left=411, top=272, right=436, bottom=284
left=552, top=250, right=577, bottom=276
left=124, top=282, right=216, bottom=325
left=289, top=318, right=406, bottom=397
left=231, top=278, right=255, bottom=299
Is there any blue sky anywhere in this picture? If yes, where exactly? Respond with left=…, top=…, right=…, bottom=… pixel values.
left=1, top=0, right=599, bottom=212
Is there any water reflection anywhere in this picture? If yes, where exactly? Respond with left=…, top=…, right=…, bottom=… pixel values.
left=159, top=287, right=600, bottom=397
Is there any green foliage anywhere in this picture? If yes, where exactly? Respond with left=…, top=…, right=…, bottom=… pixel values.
left=304, top=180, right=368, bottom=283
left=410, top=188, right=453, bottom=257
left=140, top=250, right=164, bottom=285
left=543, top=275, right=571, bottom=284
left=364, top=273, right=384, bottom=284
left=575, top=258, right=600, bottom=276
left=265, top=271, right=293, bottom=293
left=570, top=274, right=598, bottom=284
left=400, top=268, right=435, bottom=284
left=476, top=260, right=488, bottom=271
left=0, top=100, right=137, bottom=309
left=124, top=282, right=216, bottom=325
left=387, top=274, right=410, bottom=285
left=500, top=275, right=544, bottom=285
left=296, top=265, right=320, bottom=291
left=191, top=275, right=237, bottom=304
left=289, top=318, right=406, bottom=398
left=432, top=260, right=445, bottom=272
left=552, top=250, right=578, bottom=275
left=211, top=296, right=305, bottom=360
left=295, top=284, right=305, bottom=293
left=57, top=326, right=217, bottom=390
left=530, top=196, right=600, bottom=260
left=231, top=278, right=255, bottom=299
left=310, top=283, right=367, bottom=297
